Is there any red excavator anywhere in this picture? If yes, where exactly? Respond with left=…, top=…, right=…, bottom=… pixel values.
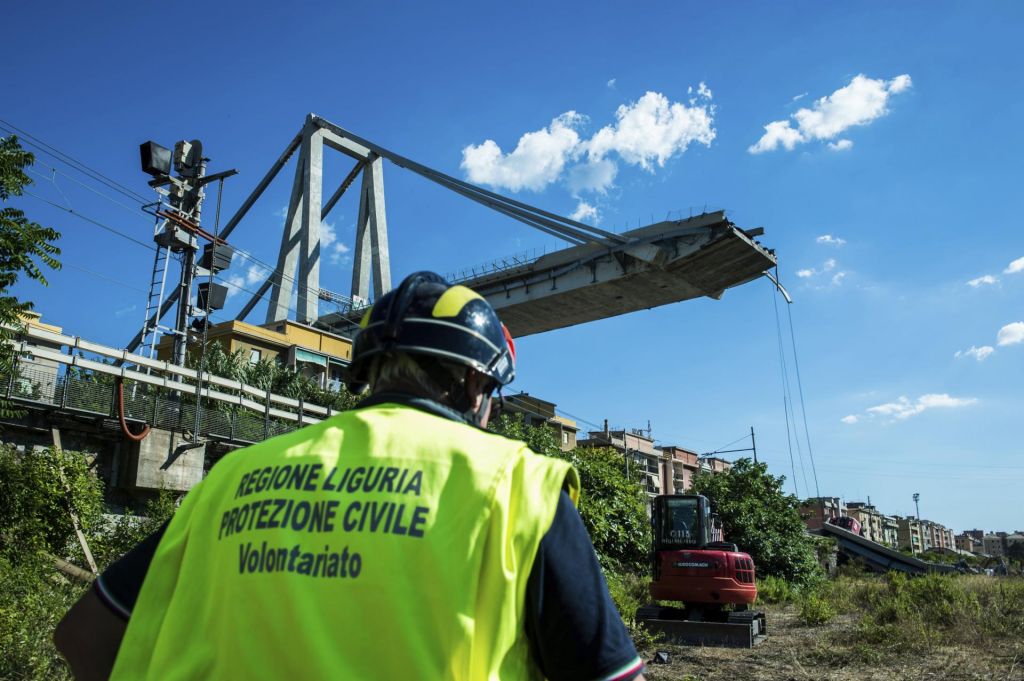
left=636, top=494, right=767, bottom=647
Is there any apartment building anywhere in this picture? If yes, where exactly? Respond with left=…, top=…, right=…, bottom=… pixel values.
left=844, top=502, right=900, bottom=548
left=657, top=445, right=701, bottom=495
left=955, top=532, right=983, bottom=554
left=800, top=497, right=846, bottom=531
left=578, top=425, right=733, bottom=498
left=156, top=318, right=352, bottom=390
left=983, top=534, right=1005, bottom=557
left=578, top=425, right=663, bottom=495
left=896, top=516, right=925, bottom=553
left=500, top=392, right=579, bottom=451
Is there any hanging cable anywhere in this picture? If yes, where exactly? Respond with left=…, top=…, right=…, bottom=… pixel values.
left=771, top=278, right=802, bottom=497
left=116, top=378, right=151, bottom=442
left=783, top=279, right=821, bottom=499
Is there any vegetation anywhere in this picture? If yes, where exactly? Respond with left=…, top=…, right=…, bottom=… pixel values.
left=691, top=458, right=823, bottom=588
left=0, top=444, right=177, bottom=680
left=188, top=340, right=360, bottom=412
left=488, top=413, right=650, bottom=570
left=0, top=135, right=61, bottom=418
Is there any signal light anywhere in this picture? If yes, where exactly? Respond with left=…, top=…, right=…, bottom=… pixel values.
left=140, top=141, right=171, bottom=177
left=196, top=282, right=228, bottom=311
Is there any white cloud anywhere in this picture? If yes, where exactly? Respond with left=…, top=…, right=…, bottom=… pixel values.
left=606, top=78, right=616, bottom=89
left=796, top=258, right=846, bottom=285
left=114, top=304, right=137, bottom=318
left=865, top=393, right=977, bottom=421
left=792, top=92, right=808, bottom=102
left=274, top=205, right=289, bottom=219
left=566, top=158, right=617, bottom=194
left=955, top=345, right=995, bottom=361
left=461, top=112, right=585, bottom=192
left=888, top=74, right=913, bottom=94
left=224, top=273, right=246, bottom=298
left=586, top=91, right=715, bottom=170
left=967, top=274, right=998, bottom=288
left=748, top=73, right=912, bottom=153
left=748, top=120, right=803, bottom=154
left=1005, top=256, right=1024, bottom=274
left=329, top=242, right=351, bottom=266
left=816, top=234, right=846, bottom=246
left=462, top=88, right=716, bottom=201
left=570, top=200, right=599, bottom=223
left=840, top=414, right=859, bottom=424
left=996, top=322, right=1024, bottom=346
left=245, top=264, right=265, bottom=286
left=320, top=221, right=337, bottom=248
left=828, top=139, right=853, bottom=151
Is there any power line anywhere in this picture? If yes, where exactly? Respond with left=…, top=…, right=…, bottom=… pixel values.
left=62, top=261, right=148, bottom=294
left=28, top=164, right=147, bottom=217
left=23, top=190, right=156, bottom=251
left=0, top=119, right=148, bottom=204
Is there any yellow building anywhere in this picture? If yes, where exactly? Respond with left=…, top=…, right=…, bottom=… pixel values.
left=156, top=319, right=353, bottom=389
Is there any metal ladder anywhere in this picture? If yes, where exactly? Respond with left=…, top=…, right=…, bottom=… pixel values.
left=139, top=217, right=171, bottom=360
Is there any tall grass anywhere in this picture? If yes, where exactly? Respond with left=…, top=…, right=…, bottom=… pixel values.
left=800, top=572, right=1024, bottom=654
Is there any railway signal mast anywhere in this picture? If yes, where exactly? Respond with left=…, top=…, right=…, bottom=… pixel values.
left=138, top=140, right=236, bottom=366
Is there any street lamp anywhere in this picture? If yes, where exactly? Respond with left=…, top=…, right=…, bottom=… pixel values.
left=913, top=493, right=920, bottom=521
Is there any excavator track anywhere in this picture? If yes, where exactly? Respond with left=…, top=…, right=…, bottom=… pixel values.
left=636, top=604, right=768, bottom=648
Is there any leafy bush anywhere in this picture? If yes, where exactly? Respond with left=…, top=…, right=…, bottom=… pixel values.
left=604, top=570, right=659, bottom=650
left=757, top=574, right=794, bottom=604
left=0, top=445, right=104, bottom=565
left=489, top=414, right=651, bottom=571
left=691, top=458, right=823, bottom=588
left=798, top=591, right=836, bottom=625
left=0, top=554, right=83, bottom=681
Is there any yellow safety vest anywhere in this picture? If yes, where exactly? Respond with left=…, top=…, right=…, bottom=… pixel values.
left=110, top=403, right=579, bottom=680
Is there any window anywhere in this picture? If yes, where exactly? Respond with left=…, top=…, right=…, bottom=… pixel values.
left=249, top=348, right=261, bottom=364
left=562, top=431, right=568, bottom=445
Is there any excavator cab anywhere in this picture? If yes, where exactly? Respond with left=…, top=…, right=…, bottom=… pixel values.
left=652, top=494, right=732, bottom=553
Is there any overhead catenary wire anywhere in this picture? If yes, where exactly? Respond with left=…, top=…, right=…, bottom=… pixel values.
left=0, top=119, right=149, bottom=205
left=23, top=186, right=314, bottom=326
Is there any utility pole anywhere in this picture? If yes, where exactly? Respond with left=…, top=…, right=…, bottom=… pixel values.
left=913, top=492, right=921, bottom=521
left=171, top=143, right=207, bottom=368
left=750, top=426, right=758, bottom=464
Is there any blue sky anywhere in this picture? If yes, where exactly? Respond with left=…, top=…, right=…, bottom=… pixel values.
left=5, top=2, right=1023, bottom=531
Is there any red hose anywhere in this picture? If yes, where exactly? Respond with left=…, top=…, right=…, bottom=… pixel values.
left=117, top=379, right=151, bottom=442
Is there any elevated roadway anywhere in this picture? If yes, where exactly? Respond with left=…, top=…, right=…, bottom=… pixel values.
left=319, top=211, right=776, bottom=338
left=813, top=523, right=960, bottom=575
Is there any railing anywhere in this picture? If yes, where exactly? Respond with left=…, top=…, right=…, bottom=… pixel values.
left=445, top=247, right=546, bottom=284
left=3, top=325, right=344, bottom=445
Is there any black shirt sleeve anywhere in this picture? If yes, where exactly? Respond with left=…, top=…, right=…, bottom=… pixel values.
left=524, top=491, right=644, bottom=681
left=94, top=521, right=169, bottom=620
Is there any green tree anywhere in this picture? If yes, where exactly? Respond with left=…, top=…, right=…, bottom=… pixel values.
left=690, top=458, right=822, bottom=587
left=0, top=135, right=62, bottom=416
left=489, top=414, right=650, bottom=570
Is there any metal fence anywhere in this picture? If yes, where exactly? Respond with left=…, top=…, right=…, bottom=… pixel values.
left=4, top=359, right=315, bottom=445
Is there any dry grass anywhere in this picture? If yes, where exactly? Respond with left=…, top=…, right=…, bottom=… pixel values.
left=640, top=575, right=1024, bottom=681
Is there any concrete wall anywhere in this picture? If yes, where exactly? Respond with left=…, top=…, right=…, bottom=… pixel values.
left=125, top=428, right=205, bottom=492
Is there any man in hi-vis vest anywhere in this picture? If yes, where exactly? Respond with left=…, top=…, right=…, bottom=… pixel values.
left=55, top=271, right=646, bottom=681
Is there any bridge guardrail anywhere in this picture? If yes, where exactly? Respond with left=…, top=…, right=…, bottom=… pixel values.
left=2, top=325, right=348, bottom=445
